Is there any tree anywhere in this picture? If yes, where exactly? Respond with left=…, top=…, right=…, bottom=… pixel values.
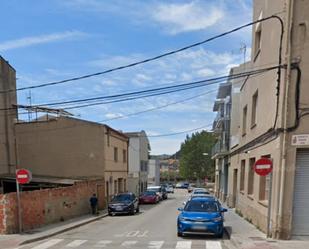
left=179, top=131, right=216, bottom=181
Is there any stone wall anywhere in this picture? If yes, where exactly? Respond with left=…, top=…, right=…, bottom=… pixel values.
left=0, top=179, right=105, bottom=234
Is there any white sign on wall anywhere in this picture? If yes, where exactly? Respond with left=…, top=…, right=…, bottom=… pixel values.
left=292, top=134, right=309, bottom=146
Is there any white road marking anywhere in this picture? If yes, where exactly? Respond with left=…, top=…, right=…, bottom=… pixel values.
left=206, top=241, right=222, bottom=249
left=65, top=239, right=87, bottom=247
left=175, top=241, right=192, bottom=249
left=94, top=240, right=113, bottom=247
left=148, top=240, right=164, bottom=249
left=121, top=240, right=138, bottom=247
left=31, top=239, right=64, bottom=249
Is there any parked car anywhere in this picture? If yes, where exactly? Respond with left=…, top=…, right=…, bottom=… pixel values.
left=166, top=184, right=174, bottom=193
left=139, top=191, right=160, bottom=204
left=177, top=196, right=227, bottom=238
left=191, top=188, right=210, bottom=196
left=148, top=186, right=168, bottom=200
left=187, top=183, right=196, bottom=193
left=175, top=182, right=183, bottom=188
left=108, top=192, right=139, bottom=216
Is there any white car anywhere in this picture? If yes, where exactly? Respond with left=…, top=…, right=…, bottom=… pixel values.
left=166, top=185, right=174, bottom=193
left=191, top=188, right=210, bottom=196
left=147, top=186, right=163, bottom=200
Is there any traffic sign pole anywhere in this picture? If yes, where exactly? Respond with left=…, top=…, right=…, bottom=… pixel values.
left=267, top=171, right=273, bottom=238
left=15, top=175, right=22, bottom=233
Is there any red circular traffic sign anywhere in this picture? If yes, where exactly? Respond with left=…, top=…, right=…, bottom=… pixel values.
left=16, top=169, right=32, bottom=184
left=254, top=158, right=273, bottom=176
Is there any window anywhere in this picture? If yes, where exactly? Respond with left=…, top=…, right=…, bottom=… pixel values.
left=247, top=158, right=255, bottom=195
left=259, top=155, right=271, bottom=201
left=242, top=105, right=247, bottom=136
left=114, top=147, right=118, bottom=162
left=251, top=91, right=258, bottom=127
left=254, top=19, right=262, bottom=60
left=240, top=160, right=246, bottom=191
left=123, top=149, right=127, bottom=163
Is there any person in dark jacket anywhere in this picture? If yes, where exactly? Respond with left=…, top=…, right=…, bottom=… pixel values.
left=89, top=193, right=98, bottom=215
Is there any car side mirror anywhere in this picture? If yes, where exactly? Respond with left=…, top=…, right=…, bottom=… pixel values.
left=221, top=208, right=228, bottom=212
left=177, top=207, right=184, bottom=211
left=183, top=201, right=186, bottom=205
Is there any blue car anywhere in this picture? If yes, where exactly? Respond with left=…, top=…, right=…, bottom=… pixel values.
left=177, top=196, right=227, bottom=238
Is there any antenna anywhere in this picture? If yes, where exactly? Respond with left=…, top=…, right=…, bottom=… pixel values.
left=240, top=43, right=247, bottom=64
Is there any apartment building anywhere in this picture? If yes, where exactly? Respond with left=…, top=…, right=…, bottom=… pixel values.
left=212, top=82, right=231, bottom=202
left=225, top=0, right=309, bottom=239
left=148, top=159, right=160, bottom=186
left=0, top=57, right=18, bottom=181
left=15, top=116, right=129, bottom=200
left=125, top=131, right=149, bottom=195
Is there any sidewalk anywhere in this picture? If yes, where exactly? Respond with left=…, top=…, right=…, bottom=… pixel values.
left=0, top=210, right=108, bottom=249
left=225, top=208, right=309, bottom=249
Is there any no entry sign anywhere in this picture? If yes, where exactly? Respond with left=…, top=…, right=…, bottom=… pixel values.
left=254, top=158, right=273, bottom=176
left=16, top=169, right=32, bottom=184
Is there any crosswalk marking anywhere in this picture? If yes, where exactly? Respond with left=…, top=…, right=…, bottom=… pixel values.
left=25, top=239, right=223, bottom=249
left=175, top=241, right=192, bottom=249
left=206, top=241, right=222, bottom=249
left=94, top=240, right=113, bottom=247
left=121, top=240, right=138, bottom=247
left=148, top=241, right=164, bottom=249
left=65, top=239, right=87, bottom=247
left=31, top=239, right=64, bottom=249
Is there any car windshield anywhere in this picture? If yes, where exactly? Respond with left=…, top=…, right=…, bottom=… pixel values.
left=148, top=187, right=161, bottom=192
left=143, top=191, right=156, bottom=196
left=112, top=194, right=132, bottom=202
left=184, top=200, right=219, bottom=212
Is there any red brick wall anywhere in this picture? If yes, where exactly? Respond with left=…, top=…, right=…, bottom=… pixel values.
left=0, top=179, right=105, bottom=234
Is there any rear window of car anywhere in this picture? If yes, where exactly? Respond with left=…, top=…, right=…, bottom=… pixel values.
left=143, top=191, right=156, bottom=196
left=193, top=191, right=209, bottom=195
left=148, top=187, right=161, bottom=192
left=184, top=200, right=219, bottom=212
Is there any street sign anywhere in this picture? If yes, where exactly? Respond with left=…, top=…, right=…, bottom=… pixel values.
left=254, top=158, right=273, bottom=176
left=16, top=169, right=32, bottom=184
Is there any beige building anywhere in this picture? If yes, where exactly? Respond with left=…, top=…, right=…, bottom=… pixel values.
left=16, top=115, right=128, bottom=199
left=225, top=0, right=309, bottom=239
left=0, top=57, right=18, bottom=180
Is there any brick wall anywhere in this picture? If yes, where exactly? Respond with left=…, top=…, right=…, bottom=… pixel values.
left=0, top=179, right=105, bottom=234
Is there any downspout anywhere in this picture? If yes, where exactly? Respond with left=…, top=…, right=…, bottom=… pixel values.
left=276, top=0, right=294, bottom=239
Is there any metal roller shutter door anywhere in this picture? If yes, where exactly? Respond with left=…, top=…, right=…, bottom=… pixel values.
left=292, top=149, right=309, bottom=235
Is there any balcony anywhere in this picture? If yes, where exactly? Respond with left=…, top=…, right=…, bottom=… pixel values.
left=211, top=140, right=229, bottom=159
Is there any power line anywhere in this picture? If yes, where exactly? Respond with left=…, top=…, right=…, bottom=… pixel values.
left=20, top=65, right=281, bottom=110
left=0, top=15, right=282, bottom=94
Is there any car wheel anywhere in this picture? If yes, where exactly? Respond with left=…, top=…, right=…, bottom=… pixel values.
left=136, top=206, right=140, bottom=213
left=177, top=231, right=183, bottom=237
left=216, top=230, right=224, bottom=238
left=130, top=208, right=135, bottom=215
left=108, top=212, right=112, bottom=216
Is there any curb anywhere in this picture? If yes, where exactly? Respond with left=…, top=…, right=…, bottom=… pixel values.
left=19, top=213, right=108, bottom=246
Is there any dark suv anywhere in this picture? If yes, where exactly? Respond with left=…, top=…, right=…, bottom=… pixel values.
left=108, top=192, right=139, bottom=216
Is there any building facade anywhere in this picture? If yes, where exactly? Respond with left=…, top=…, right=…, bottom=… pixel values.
left=225, top=0, right=309, bottom=239
left=15, top=116, right=128, bottom=200
left=125, top=131, right=149, bottom=195
left=148, top=159, right=160, bottom=186
left=0, top=57, right=17, bottom=180
left=212, top=83, right=231, bottom=202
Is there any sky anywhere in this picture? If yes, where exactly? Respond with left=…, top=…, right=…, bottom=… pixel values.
left=0, top=0, right=253, bottom=155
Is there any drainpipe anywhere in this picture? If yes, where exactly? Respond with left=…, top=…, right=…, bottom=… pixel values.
left=276, top=0, right=293, bottom=239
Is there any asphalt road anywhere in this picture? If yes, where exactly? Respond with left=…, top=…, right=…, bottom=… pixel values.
left=19, top=189, right=233, bottom=249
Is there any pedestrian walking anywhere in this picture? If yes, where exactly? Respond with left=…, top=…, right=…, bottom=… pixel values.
left=90, top=193, right=98, bottom=215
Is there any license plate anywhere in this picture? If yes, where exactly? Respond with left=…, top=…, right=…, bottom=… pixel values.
left=192, top=225, right=206, bottom=231
left=115, top=206, right=123, bottom=211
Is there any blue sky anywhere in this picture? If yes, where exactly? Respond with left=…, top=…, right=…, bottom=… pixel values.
left=0, top=0, right=252, bottom=154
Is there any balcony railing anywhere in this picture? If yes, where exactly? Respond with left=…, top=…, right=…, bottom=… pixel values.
left=211, top=140, right=229, bottom=158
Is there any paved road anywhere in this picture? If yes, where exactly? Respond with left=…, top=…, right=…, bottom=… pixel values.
left=18, top=190, right=234, bottom=249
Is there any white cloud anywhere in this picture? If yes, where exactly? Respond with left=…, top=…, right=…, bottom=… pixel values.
left=152, top=1, right=224, bottom=34
left=197, top=68, right=216, bottom=77
left=0, top=31, right=86, bottom=51
left=105, top=113, right=123, bottom=119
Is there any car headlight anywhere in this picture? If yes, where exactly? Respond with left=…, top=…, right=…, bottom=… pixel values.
left=212, top=216, right=223, bottom=222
